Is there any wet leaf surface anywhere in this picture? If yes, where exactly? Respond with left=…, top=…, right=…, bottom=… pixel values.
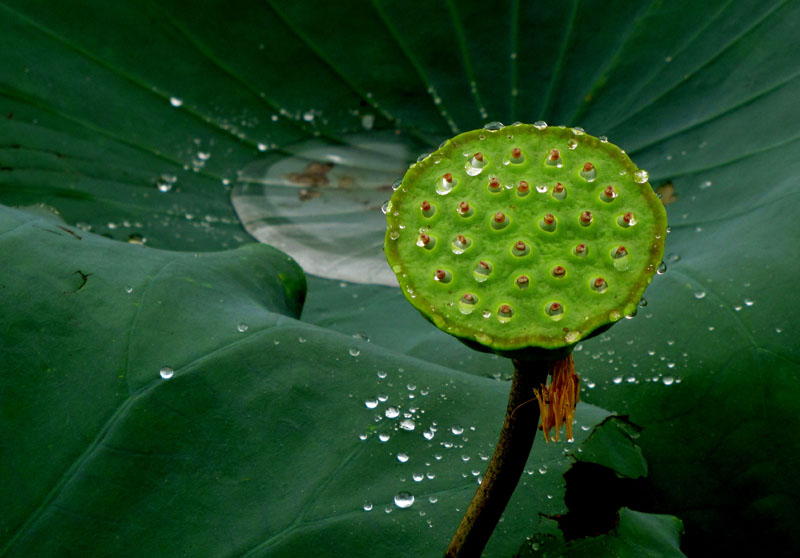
left=1, top=0, right=799, bottom=555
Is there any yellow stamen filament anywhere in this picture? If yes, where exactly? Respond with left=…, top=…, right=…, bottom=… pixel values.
left=534, top=354, right=580, bottom=442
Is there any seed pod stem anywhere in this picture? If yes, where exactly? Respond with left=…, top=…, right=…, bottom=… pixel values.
left=445, top=357, right=567, bottom=558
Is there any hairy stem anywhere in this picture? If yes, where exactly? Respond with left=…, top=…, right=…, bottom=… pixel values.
left=445, top=358, right=554, bottom=557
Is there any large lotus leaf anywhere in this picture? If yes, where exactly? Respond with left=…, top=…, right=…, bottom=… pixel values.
left=519, top=508, right=685, bottom=558
left=1, top=0, right=799, bottom=556
left=1, top=205, right=649, bottom=556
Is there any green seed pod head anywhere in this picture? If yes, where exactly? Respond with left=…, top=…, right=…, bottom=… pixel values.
left=384, top=123, right=667, bottom=360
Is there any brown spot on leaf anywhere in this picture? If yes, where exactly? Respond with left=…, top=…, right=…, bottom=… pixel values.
left=656, top=181, right=677, bottom=205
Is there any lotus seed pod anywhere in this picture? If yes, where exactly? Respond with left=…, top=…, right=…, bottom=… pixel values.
left=384, top=123, right=667, bottom=359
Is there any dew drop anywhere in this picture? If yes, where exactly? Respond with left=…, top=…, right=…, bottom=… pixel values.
left=364, top=398, right=379, bottom=409
left=413, top=472, right=424, bottom=482
left=533, top=121, right=547, bottom=130
left=237, top=323, right=249, bottom=332
left=159, top=366, right=174, bottom=380
left=397, top=452, right=409, bottom=463
left=363, top=501, right=373, bottom=511
left=394, top=492, right=415, bottom=509
left=169, top=96, right=183, bottom=107
left=400, top=419, right=416, bottom=431
left=744, top=298, right=755, bottom=307
left=662, top=376, right=675, bottom=386
left=378, top=433, right=391, bottom=442
left=124, top=286, right=133, bottom=294
left=633, top=169, right=649, bottom=183
left=385, top=406, right=400, bottom=419
left=381, top=200, right=391, bottom=215
left=377, top=370, right=387, bottom=379
left=483, top=121, right=504, bottom=131
left=156, top=173, right=177, bottom=192
left=349, top=347, right=361, bottom=357
left=451, top=425, right=464, bottom=436
left=694, top=291, right=706, bottom=299
left=612, top=376, right=623, bottom=384
left=657, top=261, right=667, bottom=275
left=298, top=337, right=307, bottom=343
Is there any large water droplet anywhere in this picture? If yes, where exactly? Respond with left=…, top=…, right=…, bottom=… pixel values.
left=656, top=261, right=667, bottom=275
left=394, top=491, right=415, bottom=508
left=363, top=501, right=373, bottom=511
left=400, top=419, right=416, bottom=431
left=533, top=121, right=547, bottom=130
left=385, top=406, right=400, bottom=419
left=483, top=121, right=504, bottom=131
left=364, top=398, right=379, bottom=409
left=381, top=200, right=391, bottom=214
left=397, top=452, right=409, bottom=463
left=633, top=169, right=649, bottom=183
left=451, top=425, right=464, bottom=436
left=160, top=366, right=174, bottom=380
left=169, top=96, right=183, bottom=107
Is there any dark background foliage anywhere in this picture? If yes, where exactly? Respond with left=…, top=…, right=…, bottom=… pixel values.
left=1, top=1, right=799, bottom=556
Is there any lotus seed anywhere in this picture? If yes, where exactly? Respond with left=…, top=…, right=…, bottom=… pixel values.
left=581, top=162, right=597, bottom=181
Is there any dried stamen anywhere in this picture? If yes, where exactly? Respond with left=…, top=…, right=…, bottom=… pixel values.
left=517, top=180, right=530, bottom=195
left=552, top=265, right=566, bottom=278
left=580, top=210, right=593, bottom=225
left=516, top=275, right=529, bottom=288
left=534, top=355, right=580, bottom=442
left=488, top=177, right=502, bottom=191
